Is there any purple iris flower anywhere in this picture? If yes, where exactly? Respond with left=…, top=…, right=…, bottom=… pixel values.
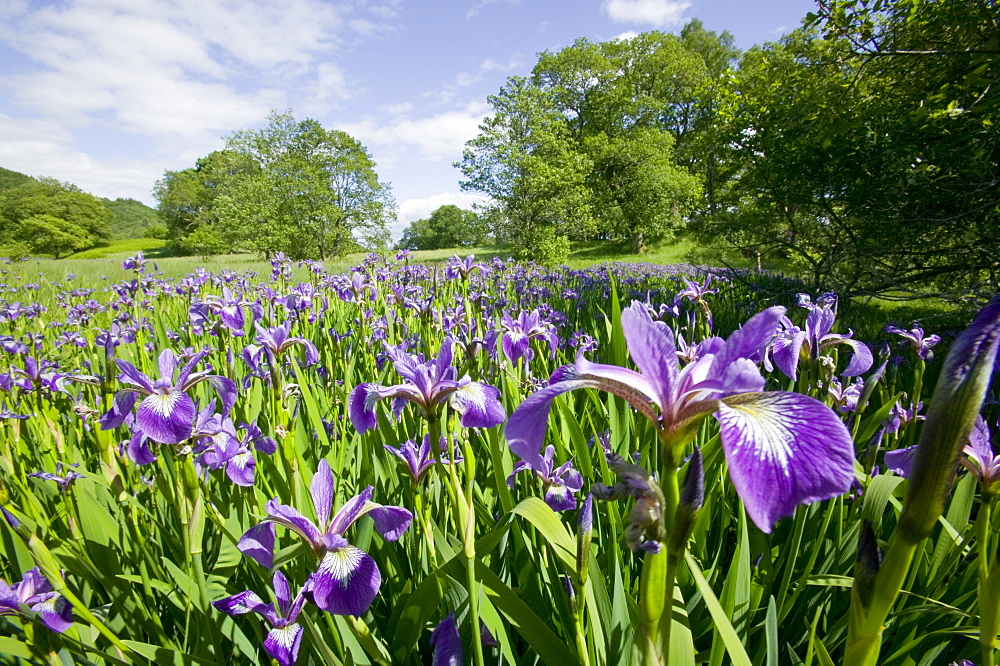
left=507, top=444, right=584, bottom=511
left=384, top=435, right=439, bottom=484
left=498, top=310, right=558, bottom=364
left=773, top=293, right=873, bottom=381
left=122, top=251, right=156, bottom=273
left=28, top=462, right=84, bottom=493
left=678, top=274, right=720, bottom=304
left=960, top=416, right=1000, bottom=493
left=444, top=254, right=489, bottom=280
left=213, top=571, right=308, bottom=666
left=886, top=325, right=941, bottom=361
left=0, top=567, right=73, bottom=633
left=887, top=416, right=1000, bottom=494
left=246, top=321, right=319, bottom=368
left=430, top=613, right=464, bottom=666
left=10, top=357, right=64, bottom=394
left=200, top=287, right=261, bottom=336
left=196, top=415, right=277, bottom=487
left=827, top=377, right=864, bottom=413
left=238, top=460, right=412, bottom=616
left=348, top=338, right=505, bottom=433
left=884, top=400, right=923, bottom=434
left=506, top=301, right=856, bottom=533
left=99, top=348, right=237, bottom=445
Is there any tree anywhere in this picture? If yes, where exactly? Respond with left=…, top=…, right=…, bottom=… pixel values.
left=397, top=205, right=486, bottom=250
left=153, top=150, right=256, bottom=254
left=458, top=28, right=713, bottom=255
left=221, top=112, right=395, bottom=259
left=13, top=214, right=90, bottom=258
left=154, top=113, right=394, bottom=260
left=0, top=167, right=32, bottom=192
left=705, top=5, right=999, bottom=299
left=458, top=77, right=596, bottom=252
left=585, top=128, right=701, bottom=252
left=0, top=178, right=111, bottom=254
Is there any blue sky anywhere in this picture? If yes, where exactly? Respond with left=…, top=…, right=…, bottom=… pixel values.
left=0, top=0, right=813, bottom=237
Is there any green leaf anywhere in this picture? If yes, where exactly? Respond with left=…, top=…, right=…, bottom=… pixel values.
left=861, top=474, right=905, bottom=531
left=0, top=636, right=32, bottom=658
left=685, top=551, right=752, bottom=666
left=855, top=394, right=902, bottom=445
left=474, top=561, right=581, bottom=666
left=510, top=497, right=577, bottom=571
left=121, top=641, right=216, bottom=665
left=667, top=584, right=696, bottom=666
left=765, top=595, right=778, bottom=666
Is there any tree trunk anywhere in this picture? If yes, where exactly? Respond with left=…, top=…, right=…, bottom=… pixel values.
left=632, top=232, right=645, bottom=254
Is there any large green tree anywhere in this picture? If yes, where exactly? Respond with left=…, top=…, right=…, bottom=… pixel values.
left=154, top=150, right=259, bottom=255
left=458, top=28, right=714, bottom=255
left=222, top=112, right=394, bottom=259
left=706, top=0, right=999, bottom=299
left=0, top=178, right=111, bottom=256
left=155, top=113, right=394, bottom=259
left=459, top=77, right=596, bottom=251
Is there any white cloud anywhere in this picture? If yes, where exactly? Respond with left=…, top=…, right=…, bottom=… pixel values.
left=602, top=0, right=691, bottom=27
left=343, top=100, right=489, bottom=164
left=0, top=114, right=166, bottom=204
left=430, top=56, right=524, bottom=105
left=466, top=0, right=520, bottom=20
left=0, top=0, right=387, bottom=142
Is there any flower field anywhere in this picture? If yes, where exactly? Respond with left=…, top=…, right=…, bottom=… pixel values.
left=0, top=251, right=997, bottom=665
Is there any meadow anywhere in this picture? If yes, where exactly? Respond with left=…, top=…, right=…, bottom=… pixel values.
left=0, top=248, right=996, bottom=666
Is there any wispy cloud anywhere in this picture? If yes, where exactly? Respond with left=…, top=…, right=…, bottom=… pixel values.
left=342, top=100, right=489, bottom=165
left=0, top=0, right=392, bottom=142
left=0, top=114, right=166, bottom=202
left=602, top=0, right=691, bottom=27
left=465, top=0, right=520, bottom=20
left=430, top=56, right=524, bottom=105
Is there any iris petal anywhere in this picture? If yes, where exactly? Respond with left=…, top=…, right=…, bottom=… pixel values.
left=263, top=624, right=303, bottom=666
left=238, top=523, right=276, bottom=569
left=449, top=381, right=505, bottom=428
left=311, top=460, right=335, bottom=528
left=135, top=391, right=196, bottom=444
left=715, top=392, right=855, bottom=533
left=309, top=546, right=380, bottom=616
left=620, top=302, right=678, bottom=407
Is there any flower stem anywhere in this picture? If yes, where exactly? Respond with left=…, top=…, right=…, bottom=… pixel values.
left=979, top=496, right=998, bottom=666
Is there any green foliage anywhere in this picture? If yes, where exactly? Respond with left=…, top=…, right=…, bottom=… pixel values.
left=0, top=178, right=112, bottom=255
left=100, top=197, right=163, bottom=239
left=514, top=225, right=571, bottom=267
left=153, top=150, right=257, bottom=253
left=179, top=223, right=228, bottom=259
left=397, top=204, right=485, bottom=250
left=459, top=26, right=721, bottom=255
left=143, top=223, right=169, bottom=240
left=0, top=166, right=32, bottom=192
left=155, top=113, right=395, bottom=260
left=459, top=76, right=597, bottom=252
left=701, top=0, right=1000, bottom=300
left=223, top=111, right=395, bottom=259
left=13, top=213, right=91, bottom=258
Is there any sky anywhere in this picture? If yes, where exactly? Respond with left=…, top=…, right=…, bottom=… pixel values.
left=0, top=0, right=815, bottom=239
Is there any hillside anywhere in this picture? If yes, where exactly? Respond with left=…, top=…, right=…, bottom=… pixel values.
left=0, top=166, right=161, bottom=239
